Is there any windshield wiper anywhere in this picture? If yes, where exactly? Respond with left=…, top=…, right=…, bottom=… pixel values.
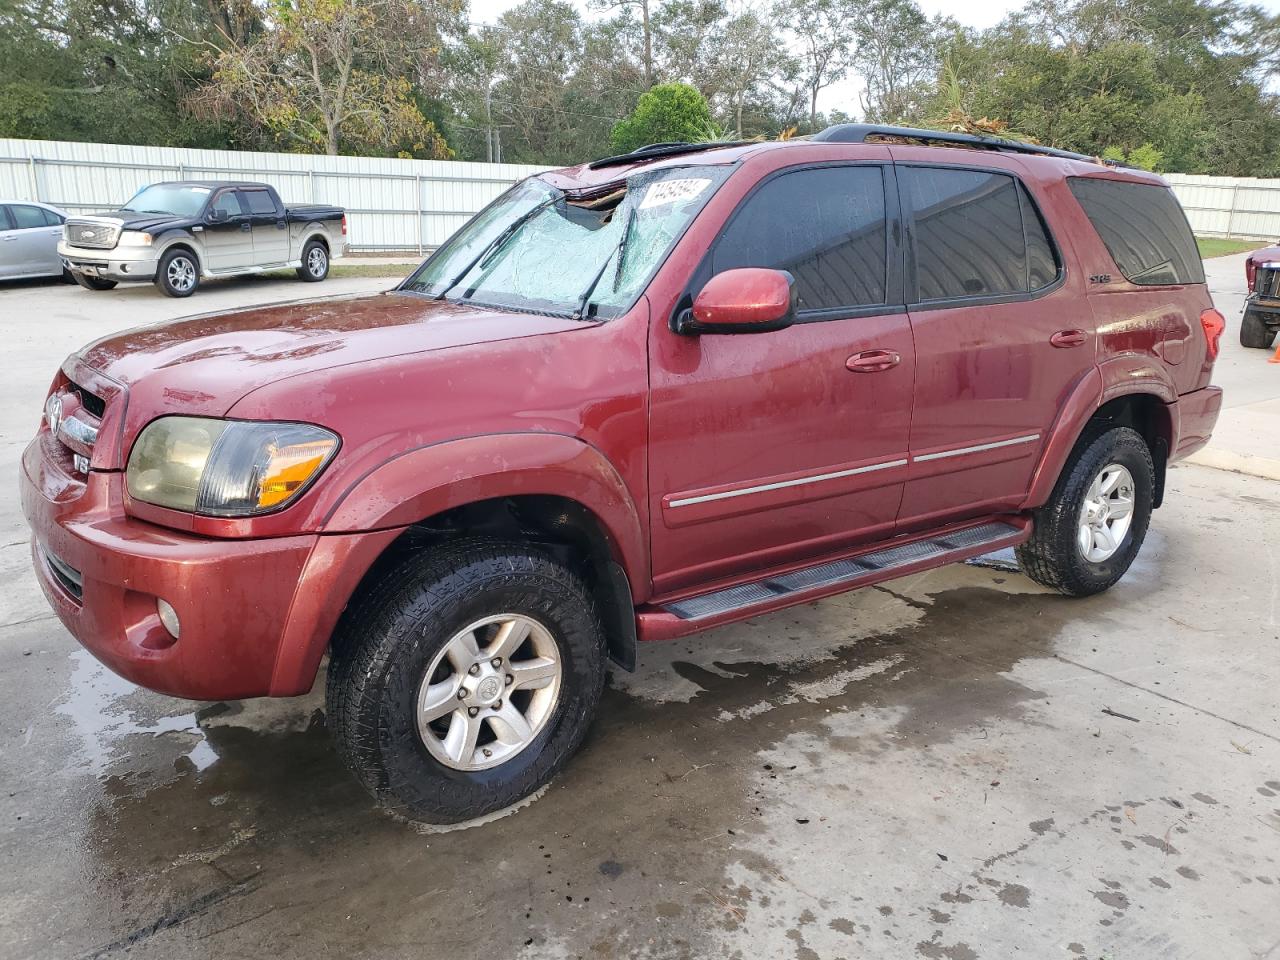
left=572, top=207, right=636, bottom=321
left=430, top=195, right=559, bottom=301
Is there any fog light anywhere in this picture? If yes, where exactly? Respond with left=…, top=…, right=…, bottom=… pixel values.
left=157, top=598, right=181, bottom=638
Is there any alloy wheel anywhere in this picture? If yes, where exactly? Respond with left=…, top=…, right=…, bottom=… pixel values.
left=1077, top=463, right=1135, bottom=563
left=415, top=614, right=562, bottom=771
left=168, top=256, right=196, bottom=292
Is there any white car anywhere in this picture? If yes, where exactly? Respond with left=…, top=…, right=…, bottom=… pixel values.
left=0, top=201, right=69, bottom=281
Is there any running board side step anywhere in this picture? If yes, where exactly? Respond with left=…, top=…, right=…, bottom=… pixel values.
left=636, top=518, right=1031, bottom=643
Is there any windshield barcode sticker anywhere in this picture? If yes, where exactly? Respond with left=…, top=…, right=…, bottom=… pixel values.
left=639, top=178, right=711, bottom=210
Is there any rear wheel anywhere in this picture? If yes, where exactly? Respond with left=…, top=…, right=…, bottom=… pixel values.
left=326, top=539, right=606, bottom=823
left=1016, top=427, right=1154, bottom=597
left=296, top=239, right=329, bottom=282
left=155, top=248, right=199, bottom=298
left=1240, top=307, right=1275, bottom=349
left=72, top=272, right=116, bottom=291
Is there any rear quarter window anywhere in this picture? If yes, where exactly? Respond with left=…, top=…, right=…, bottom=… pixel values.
left=1068, top=178, right=1204, bottom=285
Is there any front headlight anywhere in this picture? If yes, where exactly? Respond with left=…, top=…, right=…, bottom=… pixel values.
left=126, top=417, right=339, bottom=517
left=117, top=230, right=154, bottom=247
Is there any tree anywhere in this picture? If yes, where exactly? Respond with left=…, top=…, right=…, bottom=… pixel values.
left=849, top=0, right=943, bottom=123
left=592, top=0, right=657, bottom=87
left=774, top=0, right=855, bottom=129
left=196, top=0, right=457, bottom=156
left=610, top=81, right=714, bottom=152
left=715, top=9, right=790, bottom=137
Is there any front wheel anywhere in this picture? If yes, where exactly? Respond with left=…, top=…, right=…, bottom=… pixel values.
left=1240, top=307, right=1275, bottom=349
left=155, top=248, right=200, bottom=298
left=1016, top=426, right=1154, bottom=597
left=296, top=240, right=329, bottom=282
left=326, top=539, right=606, bottom=823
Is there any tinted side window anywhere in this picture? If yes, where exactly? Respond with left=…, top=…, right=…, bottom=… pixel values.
left=210, top=191, right=243, bottom=218
left=1068, top=178, right=1203, bottom=285
left=0, top=206, right=13, bottom=230
left=244, top=190, right=277, bottom=215
left=10, top=204, right=49, bottom=229
left=1019, top=183, right=1058, bottom=289
left=905, top=168, right=1038, bottom=301
left=711, top=165, right=888, bottom=312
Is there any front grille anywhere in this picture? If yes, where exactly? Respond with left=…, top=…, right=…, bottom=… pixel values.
left=67, top=380, right=106, bottom=419
left=64, top=219, right=120, bottom=250
left=1257, top=266, right=1280, bottom=300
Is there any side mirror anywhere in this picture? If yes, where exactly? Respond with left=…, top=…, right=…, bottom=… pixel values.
left=675, top=268, right=797, bottom=335
left=206, top=208, right=228, bottom=224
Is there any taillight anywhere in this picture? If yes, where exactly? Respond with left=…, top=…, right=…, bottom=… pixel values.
left=1200, top=308, right=1225, bottom=359
left=341, top=214, right=348, bottom=236
left=1246, top=257, right=1256, bottom=289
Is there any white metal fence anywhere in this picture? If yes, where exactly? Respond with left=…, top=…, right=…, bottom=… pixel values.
left=0, top=139, right=549, bottom=253
left=2, top=139, right=1277, bottom=251
left=1163, top=173, right=1280, bottom=241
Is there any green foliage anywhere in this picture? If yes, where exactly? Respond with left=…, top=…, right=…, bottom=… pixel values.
left=610, top=82, right=714, bottom=153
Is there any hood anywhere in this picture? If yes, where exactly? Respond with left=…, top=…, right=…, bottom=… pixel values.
left=69, top=211, right=192, bottom=233
left=78, top=291, right=587, bottom=420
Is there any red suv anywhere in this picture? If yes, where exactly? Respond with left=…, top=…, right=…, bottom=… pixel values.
left=21, top=125, right=1224, bottom=823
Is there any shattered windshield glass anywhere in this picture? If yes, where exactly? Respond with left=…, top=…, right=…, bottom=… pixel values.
left=403, top=165, right=731, bottom=319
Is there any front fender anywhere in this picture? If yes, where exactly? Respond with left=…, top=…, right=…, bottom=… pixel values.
left=322, top=432, right=648, bottom=594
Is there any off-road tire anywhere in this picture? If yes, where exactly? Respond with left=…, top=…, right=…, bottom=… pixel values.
left=1016, top=426, right=1154, bottom=597
left=155, top=248, right=200, bottom=298
left=296, top=239, right=329, bottom=282
left=72, top=272, right=116, bottom=291
left=326, top=539, right=606, bottom=823
left=1240, top=307, right=1275, bottom=349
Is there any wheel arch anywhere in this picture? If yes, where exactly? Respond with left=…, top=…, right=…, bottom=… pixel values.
left=155, top=239, right=202, bottom=273
left=1025, top=366, right=1174, bottom=510
left=294, top=433, right=646, bottom=681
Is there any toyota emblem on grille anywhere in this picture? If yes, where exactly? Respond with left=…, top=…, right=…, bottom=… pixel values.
left=45, top=394, right=63, bottom=434
left=82, top=230, right=95, bottom=239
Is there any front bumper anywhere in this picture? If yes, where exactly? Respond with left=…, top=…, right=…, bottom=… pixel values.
left=20, top=434, right=398, bottom=700
left=58, top=240, right=157, bottom=282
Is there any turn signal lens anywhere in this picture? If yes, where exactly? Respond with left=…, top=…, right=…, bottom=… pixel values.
left=257, top=439, right=338, bottom=508
left=1246, top=257, right=1257, bottom=290
left=1200, top=308, right=1226, bottom=360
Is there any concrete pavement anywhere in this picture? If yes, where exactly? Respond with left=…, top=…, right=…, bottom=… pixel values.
left=1187, top=252, right=1280, bottom=478
left=1, top=261, right=1278, bottom=960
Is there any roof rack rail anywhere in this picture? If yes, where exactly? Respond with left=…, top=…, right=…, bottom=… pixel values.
left=588, top=139, right=753, bottom=170
left=812, top=123, right=1120, bottom=166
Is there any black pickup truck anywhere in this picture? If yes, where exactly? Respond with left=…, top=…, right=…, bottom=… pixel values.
left=58, top=180, right=347, bottom=297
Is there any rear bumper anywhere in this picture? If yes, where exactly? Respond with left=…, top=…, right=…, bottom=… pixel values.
left=1171, top=385, right=1223, bottom=461
left=20, top=436, right=400, bottom=700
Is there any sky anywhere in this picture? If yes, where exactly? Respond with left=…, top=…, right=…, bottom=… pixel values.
left=468, top=0, right=1280, bottom=115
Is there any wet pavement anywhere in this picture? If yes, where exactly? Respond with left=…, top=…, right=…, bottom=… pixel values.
left=2, top=274, right=1279, bottom=959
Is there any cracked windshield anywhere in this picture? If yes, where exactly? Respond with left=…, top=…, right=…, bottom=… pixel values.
left=404, top=165, right=730, bottom=318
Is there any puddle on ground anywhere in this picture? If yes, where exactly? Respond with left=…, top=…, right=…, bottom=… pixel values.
left=39, top=569, right=1104, bottom=960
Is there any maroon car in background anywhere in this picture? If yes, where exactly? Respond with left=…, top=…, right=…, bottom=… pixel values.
left=21, top=124, right=1224, bottom=823
left=1243, top=242, right=1280, bottom=348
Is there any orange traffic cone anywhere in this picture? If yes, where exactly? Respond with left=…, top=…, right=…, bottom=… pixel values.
left=1270, top=339, right=1280, bottom=364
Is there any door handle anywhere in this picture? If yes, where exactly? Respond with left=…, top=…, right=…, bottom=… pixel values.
left=1050, top=329, right=1088, bottom=348
left=846, top=349, right=902, bottom=373
left=240, top=221, right=252, bottom=232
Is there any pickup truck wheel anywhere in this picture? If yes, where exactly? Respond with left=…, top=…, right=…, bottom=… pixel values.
left=1015, top=426, right=1154, bottom=597
left=297, top=240, right=329, bottom=282
left=1240, top=307, right=1275, bottom=349
left=326, top=539, right=606, bottom=824
left=155, top=249, right=199, bottom=297
left=72, top=272, right=117, bottom=291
